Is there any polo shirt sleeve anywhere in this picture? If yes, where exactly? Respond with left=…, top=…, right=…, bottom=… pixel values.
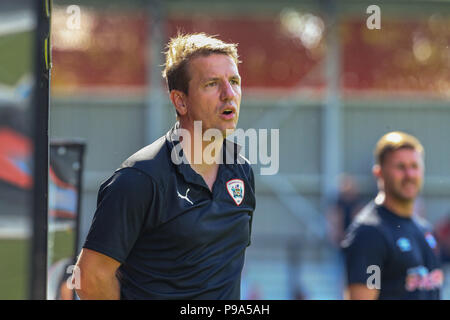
left=342, top=225, right=387, bottom=285
left=83, top=167, right=155, bottom=264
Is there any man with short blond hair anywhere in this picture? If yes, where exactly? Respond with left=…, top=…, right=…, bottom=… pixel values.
left=342, top=131, right=443, bottom=300
left=75, top=33, right=255, bottom=300
left=163, top=32, right=239, bottom=95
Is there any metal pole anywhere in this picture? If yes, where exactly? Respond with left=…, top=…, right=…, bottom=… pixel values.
left=74, top=142, right=86, bottom=257
left=30, top=0, right=51, bottom=300
left=145, top=0, right=167, bottom=143
left=320, top=0, right=342, bottom=210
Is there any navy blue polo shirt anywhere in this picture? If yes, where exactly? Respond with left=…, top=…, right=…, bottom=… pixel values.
left=341, top=202, right=443, bottom=299
left=83, top=124, right=256, bottom=300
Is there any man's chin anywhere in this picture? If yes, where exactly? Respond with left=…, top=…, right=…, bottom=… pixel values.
left=222, top=123, right=238, bottom=136
left=396, top=191, right=419, bottom=202
left=224, top=127, right=236, bottom=137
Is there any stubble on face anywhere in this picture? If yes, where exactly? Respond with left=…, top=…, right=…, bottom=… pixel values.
left=380, top=148, right=424, bottom=204
left=183, top=54, right=242, bottom=137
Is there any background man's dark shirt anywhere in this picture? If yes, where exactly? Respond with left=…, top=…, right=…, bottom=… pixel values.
left=342, top=202, right=443, bottom=300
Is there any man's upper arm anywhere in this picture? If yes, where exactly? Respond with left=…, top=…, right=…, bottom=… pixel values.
left=341, top=225, right=387, bottom=299
left=347, top=283, right=379, bottom=300
left=75, top=248, right=121, bottom=299
left=77, top=248, right=121, bottom=277
left=83, top=168, right=156, bottom=263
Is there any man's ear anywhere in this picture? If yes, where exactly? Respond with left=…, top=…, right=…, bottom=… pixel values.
left=372, top=164, right=385, bottom=193
left=372, top=164, right=382, bottom=179
left=169, top=90, right=187, bottom=116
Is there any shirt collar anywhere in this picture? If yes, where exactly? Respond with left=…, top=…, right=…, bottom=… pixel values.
left=165, top=122, right=243, bottom=186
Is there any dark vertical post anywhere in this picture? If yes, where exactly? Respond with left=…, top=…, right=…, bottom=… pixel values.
left=30, top=0, right=51, bottom=300
left=74, top=142, right=86, bottom=256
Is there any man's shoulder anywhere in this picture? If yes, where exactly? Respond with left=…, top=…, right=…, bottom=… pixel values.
left=222, top=138, right=255, bottom=181
left=236, top=153, right=253, bottom=171
left=341, top=202, right=386, bottom=247
left=118, top=135, right=173, bottom=181
left=413, top=215, right=433, bottom=232
left=352, top=201, right=382, bottom=227
left=231, top=153, right=255, bottom=189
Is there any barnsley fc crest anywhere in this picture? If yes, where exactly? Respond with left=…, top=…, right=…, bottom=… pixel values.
left=226, top=179, right=245, bottom=206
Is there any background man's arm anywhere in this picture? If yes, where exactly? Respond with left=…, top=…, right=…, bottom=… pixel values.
left=347, top=284, right=379, bottom=300
left=74, top=248, right=121, bottom=300
left=342, top=223, right=387, bottom=300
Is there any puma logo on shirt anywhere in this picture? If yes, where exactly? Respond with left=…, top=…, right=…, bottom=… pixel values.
left=177, top=188, right=193, bottom=205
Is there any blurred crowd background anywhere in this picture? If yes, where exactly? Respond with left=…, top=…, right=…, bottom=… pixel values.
left=1, top=0, right=450, bottom=299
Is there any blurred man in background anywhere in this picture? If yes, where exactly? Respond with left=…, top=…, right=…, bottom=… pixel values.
left=74, top=33, right=256, bottom=299
left=341, top=131, right=443, bottom=299
left=327, top=173, right=363, bottom=247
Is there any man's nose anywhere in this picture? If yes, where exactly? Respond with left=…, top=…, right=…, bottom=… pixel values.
left=405, top=166, right=419, bottom=179
left=220, top=81, right=238, bottom=101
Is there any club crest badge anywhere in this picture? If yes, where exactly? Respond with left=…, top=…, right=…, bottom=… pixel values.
left=226, top=179, right=245, bottom=206
left=396, top=237, right=412, bottom=252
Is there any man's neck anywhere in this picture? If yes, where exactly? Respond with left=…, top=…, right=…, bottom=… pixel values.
left=376, top=192, right=415, bottom=218
left=179, top=125, right=224, bottom=190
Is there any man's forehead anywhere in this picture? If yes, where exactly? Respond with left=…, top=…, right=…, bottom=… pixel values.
left=384, top=148, right=423, bottom=163
left=189, top=54, right=239, bottom=77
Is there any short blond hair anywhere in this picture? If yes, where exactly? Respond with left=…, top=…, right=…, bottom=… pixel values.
left=162, top=33, right=239, bottom=94
left=374, top=131, right=424, bottom=165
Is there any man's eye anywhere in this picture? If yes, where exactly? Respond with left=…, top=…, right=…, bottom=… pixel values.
left=206, top=82, right=217, bottom=87
left=230, top=79, right=240, bottom=85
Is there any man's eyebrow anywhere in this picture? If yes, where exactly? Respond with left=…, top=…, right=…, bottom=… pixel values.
left=203, top=74, right=241, bottom=80
left=203, top=77, right=220, bottom=82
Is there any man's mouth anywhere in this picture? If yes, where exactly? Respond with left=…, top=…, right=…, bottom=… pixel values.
left=220, top=106, right=236, bottom=119
left=400, top=180, right=420, bottom=196
left=402, top=180, right=417, bottom=187
left=221, top=106, right=236, bottom=114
